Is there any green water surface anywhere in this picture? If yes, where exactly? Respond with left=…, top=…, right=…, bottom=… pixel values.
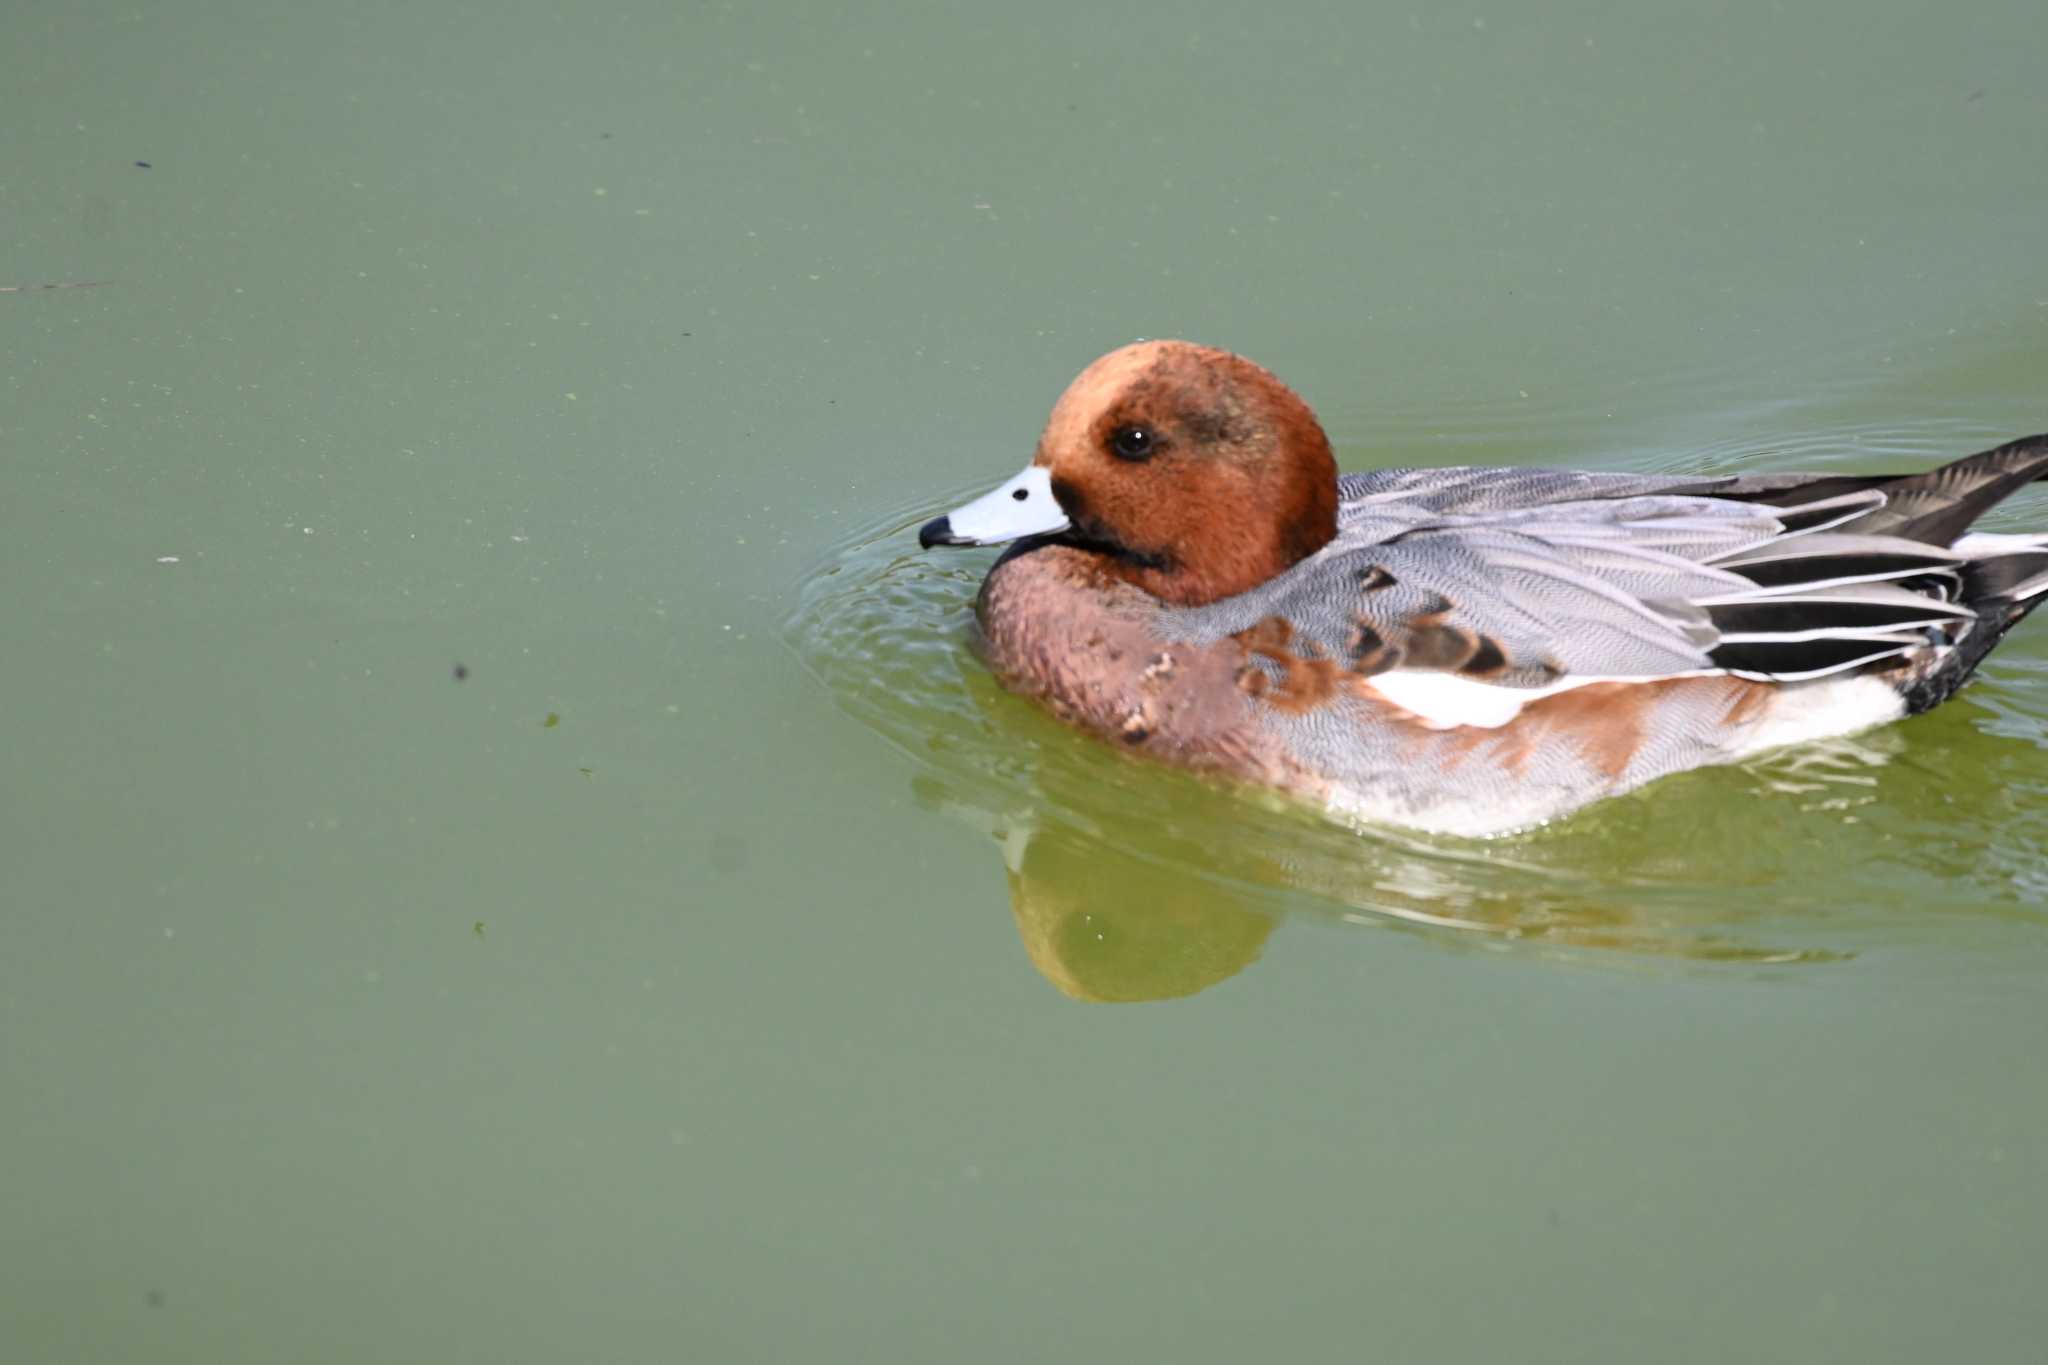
left=6, top=2, right=2046, bottom=1361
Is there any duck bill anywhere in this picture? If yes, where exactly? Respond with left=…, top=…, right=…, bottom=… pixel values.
left=919, top=465, right=1071, bottom=549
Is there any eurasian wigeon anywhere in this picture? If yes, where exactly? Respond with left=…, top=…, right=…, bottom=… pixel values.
left=919, top=340, right=2048, bottom=836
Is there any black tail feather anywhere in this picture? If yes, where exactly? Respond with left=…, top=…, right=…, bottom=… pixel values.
left=1847, top=434, right=2048, bottom=545
left=1705, top=434, right=2048, bottom=702
left=1896, top=544, right=2048, bottom=714
left=1721, top=433, right=2048, bottom=547
left=1964, top=550, right=2048, bottom=602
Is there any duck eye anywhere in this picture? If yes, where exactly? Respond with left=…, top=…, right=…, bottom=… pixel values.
left=1109, top=424, right=1156, bottom=462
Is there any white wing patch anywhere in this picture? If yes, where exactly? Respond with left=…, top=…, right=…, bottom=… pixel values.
left=1362, top=669, right=1708, bottom=730
left=1364, top=661, right=1909, bottom=749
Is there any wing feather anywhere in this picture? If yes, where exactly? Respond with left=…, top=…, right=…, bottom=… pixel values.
left=1170, top=460, right=2042, bottom=701
left=1177, top=465, right=1989, bottom=691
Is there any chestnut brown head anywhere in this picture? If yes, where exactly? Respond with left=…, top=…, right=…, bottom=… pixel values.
left=921, top=340, right=1339, bottom=607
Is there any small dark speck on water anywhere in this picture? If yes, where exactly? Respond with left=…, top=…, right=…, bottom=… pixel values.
left=135, top=160, right=152, bottom=168
left=146, top=1290, right=165, bottom=1308
left=579, top=767, right=593, bottom=778
left=473, top=920, right=485, bottom=939
left=1966, top=88, right=1986, bottom=102
left=544, top=712, right=560, bottom=728
left=453, top=662, right=469, bottom=681
left=600, top=132, right=612, bottom=139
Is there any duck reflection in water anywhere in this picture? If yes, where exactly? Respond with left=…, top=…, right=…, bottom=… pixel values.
left=911, top=730, right=1864, bottom=1003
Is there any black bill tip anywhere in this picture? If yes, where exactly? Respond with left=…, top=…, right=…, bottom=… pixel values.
left=918, top=515, right=963, bottom=549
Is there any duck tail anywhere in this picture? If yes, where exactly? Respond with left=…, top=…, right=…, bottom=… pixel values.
left=1900, top=528, right=2048, bottom=713
left=1846, top=433, right=2048, bottom=545
left=1722, top=434, right=2048, bottom=712
left=1866, top=433, right=2048, bottom=712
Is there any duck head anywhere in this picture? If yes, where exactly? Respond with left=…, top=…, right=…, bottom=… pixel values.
left=920, top=340, right=1340, bottom=607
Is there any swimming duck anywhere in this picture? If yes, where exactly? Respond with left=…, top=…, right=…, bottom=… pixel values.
left=919, top=340, right=2048, bottom=836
